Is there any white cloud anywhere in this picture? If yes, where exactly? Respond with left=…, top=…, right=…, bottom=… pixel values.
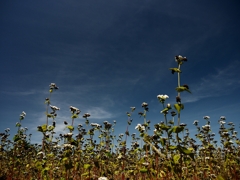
left=85, top=107, right=113, bottom=120
left=183, top=60, right=240, bottom=103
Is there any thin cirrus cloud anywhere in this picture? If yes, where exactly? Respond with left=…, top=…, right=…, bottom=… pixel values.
left=181, top=60, right=240, bottom=103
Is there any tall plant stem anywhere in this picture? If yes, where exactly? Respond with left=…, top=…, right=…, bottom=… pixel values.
left=177, top=64, right=181, bottom=125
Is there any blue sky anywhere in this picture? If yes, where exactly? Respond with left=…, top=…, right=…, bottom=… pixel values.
left=0, top=0, right=240, bottom=144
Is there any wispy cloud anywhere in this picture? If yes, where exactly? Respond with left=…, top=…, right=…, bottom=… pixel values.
left=182, top=60, right=240, bottom=103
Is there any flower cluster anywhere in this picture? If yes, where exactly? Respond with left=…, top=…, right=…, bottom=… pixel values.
left=19, top=111, right=26, bottom=120
left=157, top=94, right=169, bottom=103
left=69, top=106, right=81, bottom=114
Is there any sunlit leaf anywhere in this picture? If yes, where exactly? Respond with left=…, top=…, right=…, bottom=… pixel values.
left=171, top=126, right=184, bottom=133
left=140, top=168, right=148, bottom=173
left=67, top=125, right=74, bottom=131
left=84, top=164, right=92, bottom=169
left=174, top=103, right=184, bottom=113
left=173, top=154, right=180, bottom=164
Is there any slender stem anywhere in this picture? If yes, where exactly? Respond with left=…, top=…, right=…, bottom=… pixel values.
left=177, top=64, right=181, bottom=125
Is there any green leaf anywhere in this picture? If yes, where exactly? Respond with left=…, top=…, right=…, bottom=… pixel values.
left=46, top=114, right=54, bottom=118
left=41, top=124, right=47, bottom=132
left=171, top=126, right=184, bottom=133
left=216, top=175, right=225, bottom=180
left=174, top=103, right=184, bottom=113
left=13, top=135, right=21, bottom=142
left=169, top=68, right=181, bottom=74
left=67, top=125, right=74, bottom=131
left=15, top=123, right=21, bottom=127
left=140, top=168, right=148, bottom=173
left=84, top=164, right=92, bottom=169
left=161, top=108, right=169, bottom=114
left=160, top=138, right=166, bottom=146
left=173, top=154, right=180, bottom=164
left=71, top=114, right=78, bottom=119
left=143, top=144, right=150, bottom=151
left=48, top=125, right=55, bottom=131
left=176, top=86, right=191, bottom=93
left=177, top=145, right=195, bottom=160
left=159, top=124, right=171, bottom=131
left=169, top=145, right=177, bottom=150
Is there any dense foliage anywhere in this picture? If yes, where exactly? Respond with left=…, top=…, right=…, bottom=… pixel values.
left=0, top=56, right=239, bottom=180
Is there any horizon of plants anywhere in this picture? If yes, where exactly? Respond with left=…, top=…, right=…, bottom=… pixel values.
left=0, top=55, right=239, bottom=180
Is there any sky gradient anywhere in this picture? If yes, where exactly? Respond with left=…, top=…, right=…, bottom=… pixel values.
left=0, top=1, right=240, bottom=143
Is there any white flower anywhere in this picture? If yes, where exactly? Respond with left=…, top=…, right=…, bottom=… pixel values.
left=157, top=94, right=169, bottom=100
left=63, top=144, right=74, bottom=148
left=220, top=116, right=226, bottom=120
left=141, top=102, right=148, bottom=107
left=203, top=116, right=210, bottom=120
left=53, top=145, right=61, bottom=149
left=49, top=83, right=59, bottom=89
left=98, top=177, right=108, bottom=180
left=142, top=162, right=149, bottom=166
left=175, top=55, right=187, bottom=62
left=193, top=120, right=199, bottom=125
left=69, top=106, right=80, bottom=113
left=202, top=125, right=211, bottom=130
left=37, top=151, right=44, bottom=156
left=130, top=107, right=136, bottom=111
left=135, top=124, right=145, bottom=131
left=67, top=133, right=73, bottom=136
left=50, top=105, right=60, bottom=111
left=135, top=124, right=142, bottom=130
left=219, top=121, right=226, bottom=125
left=20, top=111, right=26, bottom=119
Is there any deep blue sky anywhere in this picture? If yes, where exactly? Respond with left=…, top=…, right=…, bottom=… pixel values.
left=0, top=1, right=240, bottom=143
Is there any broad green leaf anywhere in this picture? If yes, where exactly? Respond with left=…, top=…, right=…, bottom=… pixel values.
left=67, top=125, right=74, bottom=131
left=216, top=175, right=224, bottom=180
left=160, top=138, right=166, bottom=146
left=143, top=144, right=150, bottom=151
left=174, top=103, right=184, bottom=113
left=48, top=125, right=54, bottom=131
left=13, top=135, right=20, bottom=142
left=177, top=145, right=195, bottom=160
left=169, top=68, right=181, bottom=74
left=159, top=124, right=171, bottom=131
left=71, top=114, right=78, bottom=119
left=176, top=86, right=191, bottom=93
left=171, top=126, right=184, bottom=133
left=84, top=164, right=92, bottom=169
left=169, top=145, right=177, bottom=150
left=140, top=168, right=148, bottom=173
left=173, top=154, right=180, bottom=164
left=41, top=124, right=47, bottom=132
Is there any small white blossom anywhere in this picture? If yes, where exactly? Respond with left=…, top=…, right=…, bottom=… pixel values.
left=157, top=94, right=169, bottom=102
left=202, top=125, right=211, bottom=130
left=142, top=162, right=149, bottom=166
left=63, top=144, right=74, bottom=148
left=37, top=151, right=44, bottom=156
left=220, top=116, right=226, bottom=120
left=219, top=121, right=226, bottom=125
left=141, top=102, right=148, bottom=107
left=193, top=120, right=199, bottom=125
left=203, top=116, right=210, bottom=120
left=98, top=177, right=108, bottom=180
left=175, top=55, right=187, bottom=62
left=50, top=105, right=60, bottom=111
left=135, top=124, right=145, bottom=131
